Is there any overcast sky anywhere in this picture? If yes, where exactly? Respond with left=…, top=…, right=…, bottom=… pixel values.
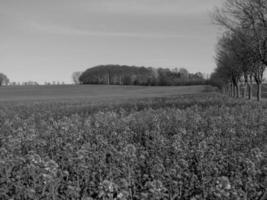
left=0, top=0, right=223, bottom=83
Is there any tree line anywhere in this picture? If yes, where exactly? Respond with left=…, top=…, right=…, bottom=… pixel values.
left=77, top=65, right=207, bottom=86
left=210, top=0, right=267, bottom=101
left=0, top=73, right=66, bottom=86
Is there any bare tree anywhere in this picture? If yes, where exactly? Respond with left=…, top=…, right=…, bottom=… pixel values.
left=0, top=73, right=9, bottom=86
left=179, top=68, right=189, bottom=79
left=214, top=0, right=267, bottom=101
left=72, top=71, right=82, bottom=85
left=224, top=31, right=256, bottom=99
left=215, top=33, right=243, bottom=98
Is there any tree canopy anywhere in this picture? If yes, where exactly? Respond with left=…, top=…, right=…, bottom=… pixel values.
left=79, top=65, right=206, bottom=86
left=211, top=0, right=267, bottom=101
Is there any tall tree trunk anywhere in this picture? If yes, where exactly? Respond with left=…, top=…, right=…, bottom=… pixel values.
left=236, top=83, right=240, bottom=98
left=248, top=83, right=252, bottom=100
left=254, top=72, right=263, bottom=102
left=242, top=84, right=246, bottom=98
left=245, top=82, right=248, bottom=98
left=257, top=83, right=262, bottom=101
left=232, top=83, right=235, bottom=97
left=243, top=74, right=248, bottom=99
left=248, top=76, right=253, bottom=100
left=226, top=85, right=230, bottom=96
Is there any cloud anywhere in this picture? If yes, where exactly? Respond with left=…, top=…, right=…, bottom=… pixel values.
left=0, top=0, right=219, bottom=39
left=29, top=21, right=200, bottom=39
left=84, top=0, right=221, bottom=16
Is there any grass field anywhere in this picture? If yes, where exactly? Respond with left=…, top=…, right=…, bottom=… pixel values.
left=0, top=84, right=213, bottom=103
left=0, top=85, right=266, bottom=200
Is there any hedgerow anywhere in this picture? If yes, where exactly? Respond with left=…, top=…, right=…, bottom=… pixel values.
left=0, top=94, right=266, bottom=199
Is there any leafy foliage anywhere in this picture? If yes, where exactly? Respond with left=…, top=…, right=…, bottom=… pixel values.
left=79, top=65, right=206, bottom=86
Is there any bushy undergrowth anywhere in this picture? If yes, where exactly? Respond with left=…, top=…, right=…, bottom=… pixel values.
left=0, top=94, right=266, bottom=200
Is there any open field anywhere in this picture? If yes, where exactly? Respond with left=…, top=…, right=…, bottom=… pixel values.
left=0, top=87, right=266, bottom=199
left=0, top=85, right=212, bottom=103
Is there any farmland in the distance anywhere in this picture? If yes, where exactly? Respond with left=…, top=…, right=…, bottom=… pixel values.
left=0, top=85, right=266, bottom=200
left=0, top=85, right=211, bottom=103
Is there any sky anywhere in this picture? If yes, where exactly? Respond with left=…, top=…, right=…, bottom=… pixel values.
left=0, top=0, right=223, bottom=84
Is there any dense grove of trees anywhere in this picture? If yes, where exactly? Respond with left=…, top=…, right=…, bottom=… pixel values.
left=211, top=0, right=267, bottom=101
left=79, top=65, right=206, bottom=86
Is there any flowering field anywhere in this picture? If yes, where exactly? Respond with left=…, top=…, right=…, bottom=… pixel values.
left=0, top=94, right=266, bottom=200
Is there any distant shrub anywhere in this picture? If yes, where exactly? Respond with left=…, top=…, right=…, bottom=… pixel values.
left=79, top=65, right=207, bottom=86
